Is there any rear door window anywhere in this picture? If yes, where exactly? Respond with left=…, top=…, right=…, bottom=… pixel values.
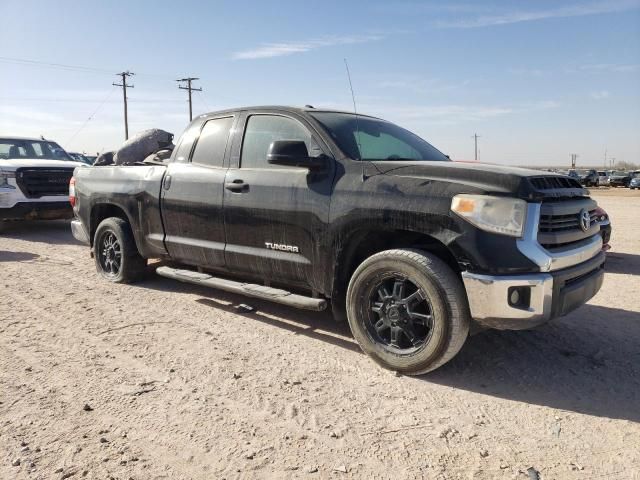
left=190, top=117, right=234, bottom=167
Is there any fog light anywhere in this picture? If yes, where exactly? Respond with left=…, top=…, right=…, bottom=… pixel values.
left=510, top=289, right=520, bottom=305
left=508, top=286, right=531, bottom=309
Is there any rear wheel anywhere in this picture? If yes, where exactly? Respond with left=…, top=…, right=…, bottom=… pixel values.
left=93, top=217, right=146, bottom=283
left=346, top=249, right=470, bottom=375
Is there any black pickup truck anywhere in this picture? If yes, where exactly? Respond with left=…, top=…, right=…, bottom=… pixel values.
left=70, top=106, right=605, bottom=374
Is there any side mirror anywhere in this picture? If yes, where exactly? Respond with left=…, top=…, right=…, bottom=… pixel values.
left=267, top=140, right=325, bottom=169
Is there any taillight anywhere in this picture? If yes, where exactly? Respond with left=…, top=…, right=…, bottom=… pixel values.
left=69, top=177, right=76, bottom=207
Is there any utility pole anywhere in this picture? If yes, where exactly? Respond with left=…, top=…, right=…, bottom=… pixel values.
left=113, top=71, right=134, bottom=140
left=472, top=133, right=481, bottom=161
left=177, top=77, right=202, bottom=121
left=570, top=153, right=578, bottom=169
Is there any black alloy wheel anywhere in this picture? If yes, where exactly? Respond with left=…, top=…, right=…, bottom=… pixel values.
left=367, top=275, right=434, bottom=354
left=98, top=230, right=122, bottom=277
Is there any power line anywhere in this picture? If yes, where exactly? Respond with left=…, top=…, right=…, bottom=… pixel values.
left=0, top=56, right=114, bottom=74
left=113, top=71, right=134, bottom=140
left=195, top=89, right=213, bottom=113
left=65, top=87, right=118, bottom=148
left=177, top=77, right=202, bottom=121
left=0, top=56, right=173, bottom=79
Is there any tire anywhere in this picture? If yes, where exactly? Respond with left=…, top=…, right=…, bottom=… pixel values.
left=93, top=217, right=146, bottom=283
left=346, top=249, right=470, bottom=375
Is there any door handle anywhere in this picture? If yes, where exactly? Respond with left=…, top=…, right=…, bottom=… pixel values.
left=225, top=179, right=249, bottom=192
left=163, top=174, right=172, bottom=190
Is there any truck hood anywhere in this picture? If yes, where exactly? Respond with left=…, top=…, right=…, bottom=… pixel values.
left=0, top=158, right=86, bottom=171
left=363, top=161, right=588, bottom=200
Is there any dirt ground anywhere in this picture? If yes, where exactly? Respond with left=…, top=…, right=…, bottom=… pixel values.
left=1, top=190, right=639, bottom=480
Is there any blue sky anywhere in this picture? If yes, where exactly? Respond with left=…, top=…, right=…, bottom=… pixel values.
left=1, top=0, right=639, bottom=166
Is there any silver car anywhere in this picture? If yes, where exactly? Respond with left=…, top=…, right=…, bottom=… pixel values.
left=596, top=171, right=610, bottom=186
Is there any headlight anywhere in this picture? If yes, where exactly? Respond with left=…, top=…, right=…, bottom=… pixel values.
left=451, top=194, right=527, bottom=237
left=0, top=169, right=16, bottom=189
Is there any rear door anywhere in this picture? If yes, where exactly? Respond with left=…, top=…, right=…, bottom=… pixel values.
left=222, top=111, right=335, bottom=290
left=161, top=115, right=236, bottom=268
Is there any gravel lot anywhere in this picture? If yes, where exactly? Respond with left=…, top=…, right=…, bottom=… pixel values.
left=1, top=190, right=639, bottom=480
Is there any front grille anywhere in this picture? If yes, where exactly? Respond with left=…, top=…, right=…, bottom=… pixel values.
left=537, top=198, right=600, bottom=250
left=539, top=210, right=598, bottom=233
left=529, top=176, right=582, bottom=190
left=15, top=168, right=74, bottom=198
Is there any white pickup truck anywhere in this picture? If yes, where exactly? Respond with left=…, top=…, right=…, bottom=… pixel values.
left=0, top=137, right=85, bottom=223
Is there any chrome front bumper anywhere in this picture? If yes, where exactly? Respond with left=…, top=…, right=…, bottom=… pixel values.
left=462, top=252, right=605, bottom=330
left=462, top=272, right=553, bottom=329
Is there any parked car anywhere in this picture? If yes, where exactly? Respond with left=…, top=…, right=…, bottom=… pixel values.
left=70, top=106, right=605, bottom=375
left=567, top=169, right=582, bottom=182
left=629, top=174, right=640, bottom=190
left=596, top=170, right=610, bottom=186
left=593, top=206, right=611, bottom=250
left=580, top=169, right=600, bottom=187
left=608, top=171, right=633, bottom=187
left=1, top=136, right=86, bottom=223
left=68, top=152, right=94, bottom=166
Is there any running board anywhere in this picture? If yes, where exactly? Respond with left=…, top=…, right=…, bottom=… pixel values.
left=156, top=266, right=327, bottom=311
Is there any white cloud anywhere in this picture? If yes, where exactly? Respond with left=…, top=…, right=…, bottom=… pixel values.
left=232, top=34, right=383, bottom=60
left=436, top=0, right=640, bottom=28
left=377, top=76, right=471, bottom=94
left=590, top=90, right=611, bottom=99
left=579, top=63, right=640, bottom=72
left=508, top=67, right=548, bottom=77
left=373, top=3, right=494, bottom=15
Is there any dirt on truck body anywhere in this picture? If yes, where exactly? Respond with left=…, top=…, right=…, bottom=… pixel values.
left=70, top=106, right=605, bottom=374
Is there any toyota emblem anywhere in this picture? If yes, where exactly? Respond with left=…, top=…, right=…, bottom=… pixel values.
left=579, top=208, right=591, bottom=232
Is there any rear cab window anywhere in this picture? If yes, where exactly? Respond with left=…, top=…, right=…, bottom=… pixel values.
left=190, top=117, right=234, bottom=167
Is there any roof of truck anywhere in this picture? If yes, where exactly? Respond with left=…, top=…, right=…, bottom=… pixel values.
left=197, top=105, right=381, bottom=120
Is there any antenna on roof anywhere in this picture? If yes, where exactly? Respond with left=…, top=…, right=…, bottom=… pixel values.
left=344, top=58, right=365, bottom=180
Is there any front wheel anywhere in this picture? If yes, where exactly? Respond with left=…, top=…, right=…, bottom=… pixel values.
left=93, top=217, right=147, bottom=283
left=346, top=249, right=470, bottom=375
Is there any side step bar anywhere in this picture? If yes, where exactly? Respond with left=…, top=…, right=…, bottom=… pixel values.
left=156, top=266, right=327, bottom=311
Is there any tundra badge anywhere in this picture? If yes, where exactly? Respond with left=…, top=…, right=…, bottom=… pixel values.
left=265, top=242, right=299, bottom=253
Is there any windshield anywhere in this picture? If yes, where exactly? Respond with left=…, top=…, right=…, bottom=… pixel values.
left=68, top=152, right=92, bottom=165
left=0, top=138, right=74, bottom=161
left=310, top=112, right=449, bottom=162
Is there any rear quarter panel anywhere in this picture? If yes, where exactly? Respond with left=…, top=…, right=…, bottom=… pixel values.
left=74, top=165, right=167, bottom=258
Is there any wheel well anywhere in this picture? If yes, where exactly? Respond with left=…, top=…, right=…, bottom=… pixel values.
left=332, top=229, right=460, bottom=304
left=90, top=204, right=130, bottom=246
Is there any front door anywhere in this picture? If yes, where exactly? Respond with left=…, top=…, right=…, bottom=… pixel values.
left=223, top=112, right=334, bottom=290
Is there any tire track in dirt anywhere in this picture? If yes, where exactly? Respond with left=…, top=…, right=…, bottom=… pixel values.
left=2, top=273, right=402, bottom=477
left=2, top=207, right=640, bottom=479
